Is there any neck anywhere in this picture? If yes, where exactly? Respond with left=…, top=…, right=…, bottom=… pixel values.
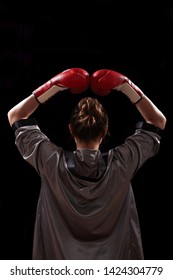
left=75, top=139, right=102, bottom=150
left=77, top=144, right=99, bottom=150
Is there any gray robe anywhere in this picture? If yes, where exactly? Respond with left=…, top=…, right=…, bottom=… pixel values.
left=14, top=120, right=161, bottom=259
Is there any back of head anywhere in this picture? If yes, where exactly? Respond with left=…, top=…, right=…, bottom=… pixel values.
left=70, top=97, right=109, bottom=142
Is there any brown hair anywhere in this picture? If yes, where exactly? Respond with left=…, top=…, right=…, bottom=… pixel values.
left=70, top=97, right=108, bottom=142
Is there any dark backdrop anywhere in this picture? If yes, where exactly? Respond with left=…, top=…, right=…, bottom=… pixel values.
left=1, top=1, right=172, bottom=259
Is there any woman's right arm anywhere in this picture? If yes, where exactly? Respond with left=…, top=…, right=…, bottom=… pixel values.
left=90, top=69, right=167, bottom=130
left=135, top=94, right=166, bottom=130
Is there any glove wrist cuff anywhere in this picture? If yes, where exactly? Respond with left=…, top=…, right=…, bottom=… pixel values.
left=117, top=82, right=144, bottom=104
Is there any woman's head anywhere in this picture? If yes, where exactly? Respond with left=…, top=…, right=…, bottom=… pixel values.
left=69, top=97, right=109, bottom=144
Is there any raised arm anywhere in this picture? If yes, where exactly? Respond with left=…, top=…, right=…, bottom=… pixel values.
left=7, top=68, right=90, bottom=127
left=7, top=94, right=39, bottom=127
left=90, top=69, right=167, bottom=130
left=134, top=95, right=166, bottom=130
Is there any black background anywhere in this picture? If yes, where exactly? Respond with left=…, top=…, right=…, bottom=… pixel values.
left=0, top=1, right=173, bottom=260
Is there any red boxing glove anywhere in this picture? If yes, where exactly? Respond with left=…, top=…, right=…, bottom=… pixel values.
left=91, top=69, right=144, bottom=104
left=33, top=68, right=90, bottom=104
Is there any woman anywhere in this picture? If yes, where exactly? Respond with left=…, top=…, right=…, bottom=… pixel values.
left=7, top=68, right=166, bottom=259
